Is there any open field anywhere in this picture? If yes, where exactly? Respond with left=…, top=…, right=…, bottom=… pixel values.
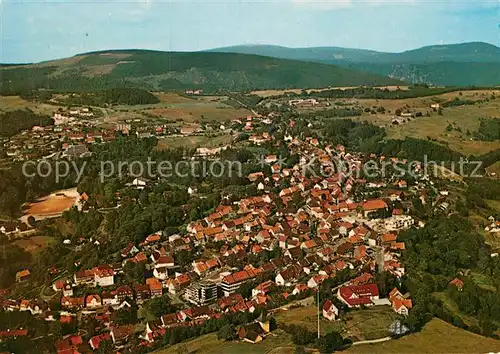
left=347, top=318, right=500, bottom=353
left=155, top=317, right=500, bottom=354
left=156, top=134, right=233, bottom=150
left=111, top=93, right=252, bottom=123
left=0, top=93, right=251, bottom=126
left=12, top=236, right=54, bottom=254
left=274, top=305, right=344, bottom=334
left=155, top=330, right=295, bottom=354
left=274, top=305, right=397, bottom=341
left=343, top=90, right=500, bottom=156
left=22, top=188, right=79, bottom=220
left=486, top=199, right=500, bottom=212
left=0, top=96, right=59, bottom=116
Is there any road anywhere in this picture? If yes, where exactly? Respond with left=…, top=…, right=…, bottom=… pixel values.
left=351, top=336, right=392, bottom=345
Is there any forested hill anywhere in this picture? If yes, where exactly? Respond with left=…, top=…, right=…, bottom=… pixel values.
left=209, top=42, right=500, bottom=64
left=0, top=50, right=401, bottom=94
left=209, top=42, right=500, bottom=86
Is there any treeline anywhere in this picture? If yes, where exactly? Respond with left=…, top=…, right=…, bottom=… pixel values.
left=474, top=118, right=500, bottom=141
left=475, top=149, right=500, bottom=170
left=280, top=323, right=345, bottom=352
left=19, top=89, right=53, bottom=102
left=60, top=88, right=160, bottom=106
left=0, top=243, right=32, bottom=288
left=378, top=138, right=464, bottom=162
left=441, top=98, right=483, bottom=108
left=321, top=119, right=386, bottom=153
left=0, top=110, right=54, bottom=137
left=465, top=177, right=500, bottom=202
left=290, top=85, right=463, bottom=100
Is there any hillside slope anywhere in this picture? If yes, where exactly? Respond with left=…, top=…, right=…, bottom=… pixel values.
left=348, top=318, right=500, bottom=353
left=0, top=50, right=400, bottom=94
left=210, top=42, right=500, bottom=86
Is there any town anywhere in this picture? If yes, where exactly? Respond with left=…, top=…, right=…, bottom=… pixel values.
left=3, top=92, right=498, bottom=354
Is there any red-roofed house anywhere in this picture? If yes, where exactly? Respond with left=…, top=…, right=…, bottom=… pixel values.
left=93, top=265, right=114, bottom=287
left=322, top=299, right=339, bottom=321
left=361, top=199, right=388, bottom=217
left=392, top=298, right=413, bottom=316
left=449, top=278, right=464, bottom=291
left=89, top=333, right=111, bottom=350
left=337, top=284, right=379, bottom=308
left=351, top=272, right=374, bottom=286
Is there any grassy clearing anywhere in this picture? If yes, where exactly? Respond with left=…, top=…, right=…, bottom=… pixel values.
left=155, top=317, right=500, bottom=354
left=345, top=90, right=500, bottom=156
left=486, top=199, right=500, bottom=212
left=433, top=292, right=479, bottom=328
left=112, top=93, right=252, bottom=123
left=154, top=330, right=294, bottom=354
left=274, top=305, right=397, bottom=341
left=12, top=236, right=54, bottom=254
left=345, top=307, right=398, bottom=340
left=470, top=271, right=497, bottom=291
left=347, top=318, right=500, bottom=354
left=274, top=305, right=344, bottom=334
left=0, top=96, right=58, bottom=115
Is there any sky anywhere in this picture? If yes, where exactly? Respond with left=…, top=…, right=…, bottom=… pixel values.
left=1, top=0, right=499, bottom=63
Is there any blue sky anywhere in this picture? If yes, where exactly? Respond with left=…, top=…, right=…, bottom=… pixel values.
left=2, top=0, right=499, bottom=63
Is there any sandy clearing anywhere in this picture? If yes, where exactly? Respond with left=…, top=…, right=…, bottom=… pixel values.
left=22, top=187, right=80, bottom=221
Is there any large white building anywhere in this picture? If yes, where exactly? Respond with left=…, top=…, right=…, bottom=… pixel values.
left=185, top=281, right=218, bottom=305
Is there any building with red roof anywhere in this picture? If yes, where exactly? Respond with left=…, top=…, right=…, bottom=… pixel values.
left=89, top=333, right=111, bottom=350
left=449, top=278, right=464, bottom=291
left=361, top=199, right=388, bottom=217
left=337, top=284, right=379, bottom=308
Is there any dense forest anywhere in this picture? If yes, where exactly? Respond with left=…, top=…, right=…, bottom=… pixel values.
left=0, top=110, right=53, bottom=137
left=0, top=50, right=400, bottom=94
left=474, top=118, right=500, bottom=141
left=59, top=88, right=160, bottom=106
left=290, top=86, right=464, bottom=100
left=399, top=216, right=500, bottom=337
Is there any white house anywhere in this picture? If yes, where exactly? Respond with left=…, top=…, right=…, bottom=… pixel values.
left=131, top=178, right=150, bottom=190
left=322, top=300, right=339, bottom=321
left=153, top=267, right=168, bottom=280
left=85, top=295, right=102, bottom=309
left=94, top=267, right=115, bottom=287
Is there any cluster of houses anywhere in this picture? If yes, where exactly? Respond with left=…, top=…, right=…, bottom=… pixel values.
left=2, top=121, right=452, bottom=352
left=3, top=119, right=114, bottom=161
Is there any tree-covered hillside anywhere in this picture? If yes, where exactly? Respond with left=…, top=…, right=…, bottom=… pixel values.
left=210, top=42, right=500, bottom=86
left=0, top=51, right=401, bottom=94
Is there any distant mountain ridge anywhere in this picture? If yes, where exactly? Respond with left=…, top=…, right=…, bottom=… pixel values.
left=208, top=42, right=500, bottom=86
left=0, top=50, right=400, bottom=94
